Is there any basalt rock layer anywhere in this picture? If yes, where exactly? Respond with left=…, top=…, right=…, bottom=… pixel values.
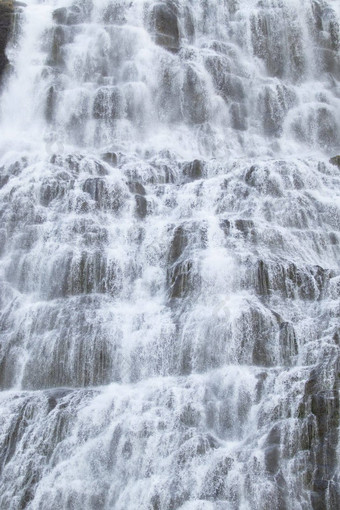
left=0, top=3, right=12, bottom=81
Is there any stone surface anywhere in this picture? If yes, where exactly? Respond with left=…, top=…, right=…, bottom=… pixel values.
left=182, top=159, right=204, bottom=180
left=101, top=152, right=118, bottom=166
left=135, top=194, right=147, bottom=218
left=0, top=4, right=12, bottom=83
left=330, top=155, right=340, bottom=168
left=149, top=2, right=180, bottom=52
left=93, top=86, right=124, bottom=120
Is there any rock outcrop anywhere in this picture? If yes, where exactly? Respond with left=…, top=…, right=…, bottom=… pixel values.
left=330, top=155, right=340, bottom=168
left=0, top=2, right=12, bottom=83
left=149, top=2, right=180, bottom=52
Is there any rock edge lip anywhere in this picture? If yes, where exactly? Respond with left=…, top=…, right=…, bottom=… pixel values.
left=329, top=155, right=340, bottom=168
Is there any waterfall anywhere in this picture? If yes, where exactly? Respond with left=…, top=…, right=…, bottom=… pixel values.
left=0, top=0, right=339, bottom=508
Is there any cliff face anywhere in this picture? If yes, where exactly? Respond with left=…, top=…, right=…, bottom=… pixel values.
left=0, top=3, right=12, bottom=83
left=0, top=1, right=339, bottom=509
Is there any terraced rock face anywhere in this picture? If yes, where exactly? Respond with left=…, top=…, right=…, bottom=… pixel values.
left=0, top=3, right=12, bottom=81
left=0, top=1, right=339, bottom=509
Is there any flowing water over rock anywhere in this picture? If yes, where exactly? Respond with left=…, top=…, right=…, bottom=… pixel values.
left=0, top=0, right=339, bottom=508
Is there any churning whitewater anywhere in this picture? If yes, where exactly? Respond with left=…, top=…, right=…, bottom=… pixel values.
left=0, top=0, right=339, bottom=509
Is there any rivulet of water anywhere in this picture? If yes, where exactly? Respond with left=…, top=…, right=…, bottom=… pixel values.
left=0, top=1, right=339, bottom=509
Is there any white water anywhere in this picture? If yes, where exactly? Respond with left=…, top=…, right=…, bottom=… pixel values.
left=0, top=1, right=339, bottom=509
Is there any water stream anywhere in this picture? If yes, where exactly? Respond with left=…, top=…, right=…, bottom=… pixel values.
left=0, top=1, right=339, bottom=508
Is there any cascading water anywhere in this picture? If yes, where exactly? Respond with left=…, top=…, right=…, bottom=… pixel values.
left=0, top=0, right=339, bottom=508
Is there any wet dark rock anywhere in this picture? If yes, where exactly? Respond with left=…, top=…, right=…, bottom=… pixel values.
left=156, top=65, right=183, bottom=123
left=13, top=227, right=39, bottom=251
left=83, top=178, right=109, bottom=209
left=238, top=306, right=277, bottom=367
left=0, top=174, right=9, bottom=189
left=244, top=164, right=282, bottom=196
left=329, top=155, right=340, bottom=168
left=45, top=85, right=56, bottom=122
left=256, top=259, right=270, bottom=296
left=66, top=7, right=83, bottom=25
left=47, top=26, right=65, bottom=67
left=16, top=300, right=119, bottom=388
left=255, top=372, right=268, bottom=403
left=220, top=219, right=231, bottom=236
left=205, top=55, right=245, bottom=103
left=52, top=1, right=93, bottom=26
left=101, top=152, right=117, bottom=166
left=234, top=219, right=255, bottom=235
left=249, top=260, right=330, bottom=300
left=220, top=218, right=256, bottom=245
left=299, top=358, right=340, bottom=510
left=72, top=218, right=108, bottom=247
left=128, top=181, right=146, bottom=195
left=0, top=348, right=17, bottom=389
left=168, top=482, right=190, bottom=510
left=48, top=153, right=109, bottom=178
left=122, top=440, right=133, bottom=459
left=0, top=399, right=29, bottom=473
left=311, top=2, right=340, bottom=78
left=264, top=425, right=281, bottom=474
left=135, top=194, right=147, bottom=218
left=40, top=178, right=71, bottom=206
left=183, top=5, right=195, bottom=42
left=179, top=403, right=200, bottom=427
left=274, top=471, right=289, bottom=510
left=279, top=322, right=298, bottom=366
left=81, top=179, right=98, bottom=204
left=250, top=9, right=305, bottom=81
left=50, top=153, right=82, bottom=174
left=182, top=159, right=204, bottom=181
left=11, top=251, right=121, bottom=300
left=182, top=64, right=210, bottom=124
left=102, top=2, right=126, bottom=25
left=93, top=86, right=124, bottom=121
left=0, top=228, right=6, bottom=255
left=92, top=159, right=110, bottom=176
left=244, top=165, right=257, bottom=186
left=176, top=434, right=219, bottom=466
left=68, top=252, right=115, bottom=296
left=315, top=108, right=339, bottom=148
left=0, top=3, right=12, bottom=83
left=168, top=260, right=194, bottom=299
left=299, top=412, right=316, bottom=446
left=107, top=424, right=122, bottom=467
left=52, top=7, right=67, bottom=24
left=252, top=337, right=271, bottom=367
left=168, top=223, right=207, bottom=289
left=318, top=45, right=339, bottom=77
left=201, top=457, right=234, bottom=500
left=45, top=388, right=72, bottom=413
left=148, top=162, right=176, bottom=184
left=2, top=393, right=75, bottom=506
left=17, top=468, right=39, bottom=509
left=230, top=102, right=248, bottom=131
left=149, top=3, right=180, bottom=52
left=292, top=106, right=340, bottom=149
left=311, top=1, right=323, bottom=33
left=169, top=225, right=189, bottom=264
left=258, top=85, right=296, bottom=137
left=150, top=494, right=161, bottom=510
